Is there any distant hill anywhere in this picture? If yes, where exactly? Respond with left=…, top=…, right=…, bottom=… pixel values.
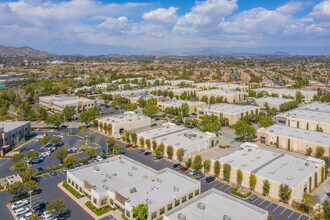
left=180, top=49, right=290, bottom=57
left=0, top=45, right=58, bottom=59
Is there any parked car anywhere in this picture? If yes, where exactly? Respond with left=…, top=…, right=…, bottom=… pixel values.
left=31, top=157, right=43, bottom=164
left=61, top=167, right=67, bottom=172
left=71, top=164, right=80, bottom=169
left=248, top=194, right=258, bottom=201
left=96, top=156, right=103, bottom=161
left=82, top=161, right=89, bottom=165
left=176, top=165, right=183, bottom=170
left=151, top=123, right=157, bottom=127
left=138, top=149, right=145, bottom=153
left=23, top=158, right=29, bottom=164
left=180, top=166, right=189, bottom=172
left=153, top=156, right=161, bottom=160
left=196, top=173, right=205, bottom=179
left=144, top=152, right=151, bottom=156
left=49, top=170, right=57, bottom=176
left=92, top=158, right=98, bottom=163
left=37, top=167, right=44, bottom=172
left=19, top=212, right=32, bottom=220
left=125, top=144, right=133, bottom=148
left=11, top=200, right=29, bottom=209
left=14, top=207, right=30, bottom=216
left=189, top=170, right=198, bottom=175
left=55, top=142, right=63, bottom=147
left=206, top=176, right=215, bottom=183
left=172, top=164, right=180, bottom=169
left=42, top=212, right=57, bottom=220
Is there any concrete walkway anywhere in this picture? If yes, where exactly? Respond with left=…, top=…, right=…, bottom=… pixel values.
left=58, top=181, right=123, bottom=220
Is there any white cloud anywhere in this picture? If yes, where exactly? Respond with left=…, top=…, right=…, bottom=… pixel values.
left=276, top=1, right=303, bottom=14
left=310, top=0, right=330, bottom=21
left=174, top=0, right=238, bottom=34
left=142, top=7, right=178, bottom=24
left=98, top=17, right=130, bottom=35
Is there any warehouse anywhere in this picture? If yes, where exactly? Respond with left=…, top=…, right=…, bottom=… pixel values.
left=255, top=97, right=294, bottom=109
left=252, top=88, right=317, bottom=102
left=195, top=82, right=249, bottom=92
left=196, top=89, right=246, bottom=103
left=158, top=99, right=207, bottom=114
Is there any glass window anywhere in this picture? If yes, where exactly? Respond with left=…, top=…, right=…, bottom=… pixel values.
left=167, top=204, right=172, bottom=211
left=93, top=198, right=97, bottom=204
left=110, top=199, right=114, bottom=205
left=160, top=207, right=165, bottom=215
left=68, top=178, right=71, bottom=184
left=126, top=210, right=130, bottom=218
left=182, top=196, right=187, bottom=203
left=189, top=193, right=193, bottom=199
left=151, top=212, right=157, bottom=219
left=175, top=200, right=180, bottom=207
left=195, top=190, right=200, bottom=196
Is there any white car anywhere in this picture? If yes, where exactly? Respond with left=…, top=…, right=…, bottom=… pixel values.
left=10, top=200, right=29, bottom=209
left=20, top=212, right=32, bottom=220
left=96, top=156, right=103, bottom=161
left=14, top=207, right=30, bottom=216
left=42, top=212, right=57, bottom=220
left=45, top=151, right=51, bottom=156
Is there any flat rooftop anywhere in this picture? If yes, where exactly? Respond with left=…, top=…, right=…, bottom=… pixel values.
left=98, top=112, right=149, bottom=125
left=0, top=121, right=30, bottom=132
left=261, top=124, right=330, bottom=146
left=68, top=156, right=157, bottom=196
left=257, top=154, right=323, bottom=187
left=299, top=102, right=330, bottom=113
left=137, top=125, right=215, bottom=154
left=215, top=143, right=282, bottom=172
left=253, top=88, right=317, bottom=95
left=171, top=88, right=200, bottom=92
left=277, top=109, right=330, bottom=124
left=119, top=169, right=200, bottom=213
left=255, top=97, right=293, bottom=105
left=164, top=189, right=268, bottom=220
left=195, top=82, right=247, bottom=88
left=161, top=99, right=206, bottom=107
left=200, top=103, right=261, bottom=114
left=125, top=93, right=159, bottom=100
left=55, top=97, right=93, bottom=105
left=197, top=89, right=246, bottom=95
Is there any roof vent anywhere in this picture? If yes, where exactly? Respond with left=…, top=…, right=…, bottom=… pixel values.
left=128, top=172, right=133, bottom=177
left=106, top=174, right=111, bottom=179
left=103, top=179, right=107, bottom=182
left=130, top=187, right=137, bottom=193
left=248, top=148, right=252, bottom=152
left=223, top=215, right=231, bottom=220
left=299, top=167, right=304, bottom=171
left=197, top=202, right=205, bottom=210
left=151, top=179, right=155, bottom=182
left=173, top=186, right=179, bottom=192
left=157, top=178, right=162, bottom=183
left=269, top=170, right=276, bottom=174
left=287, top=176, right=293, bottom=180
left=113, top=173, right=117, bottom=176
left=178, top=213, right=186, bottom=220
left=103, top=185, right=108, bottom=190
left=132, top=166, right=137, bottom=170
left=120, top=160, right=125, bottom=164
left=93, top=166, right=100, bottom=171
left=305, top=161, right=309, bottom=166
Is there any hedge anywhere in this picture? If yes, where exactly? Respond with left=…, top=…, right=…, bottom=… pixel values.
left=62, top=181, right=84, bottom=199
left=36, top=158, right=90, bottom=176
left=85, top=201, right=112, bottom=216
left=231, top=187, right=251, bottom=198
left=10, top=190, right=41, bottom=203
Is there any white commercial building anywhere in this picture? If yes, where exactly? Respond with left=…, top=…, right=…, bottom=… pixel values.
left=298, top=102, right=330, bottom=113
left=196, top=89, right=247, bottom=103
left=97, top=112, right=151, bottom=137
left=255, top=97, right=294, bottom=109
left=164, top=188, right=268, bottom=220
left=158, top=99, right=207, bottom=114
left=170, top=88, right=200, bottom=97
left=0, top=121, right=31, bottom=147
left=67, top=155, right=201, bottom=220
left=195, top=82, right=249, bottom=92
left=252, top=88, right=317, bottom=102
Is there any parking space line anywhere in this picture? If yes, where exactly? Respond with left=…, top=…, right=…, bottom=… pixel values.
left=259, top=199, right=266, bottom=206
left=41, top=175, right=46, bottom=180
left=218, top=184, right=227, bottom=190
left=273, top=205, right=279, bottom=212
left=288, top=211, right=295, bottom=219
left=296, top=214, right=302, bottom=220
left=222, top=185, right=231, bottom=191
left=252, top=197, right=261, bottom=204
left=280, top=208, right=287, bottom=215
left=266, top=202, right=272, bottom=209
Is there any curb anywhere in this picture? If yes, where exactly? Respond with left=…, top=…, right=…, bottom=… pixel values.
left=57, top=182, right=95, bottom=220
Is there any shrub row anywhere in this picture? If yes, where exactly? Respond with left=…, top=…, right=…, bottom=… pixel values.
left=231, top=186, right=251, bottom=198
left=85, top=201, right=112, bottom=216
left=62, top=181, right=84, bottom=199
left=10, top=190, right=41, bottom=203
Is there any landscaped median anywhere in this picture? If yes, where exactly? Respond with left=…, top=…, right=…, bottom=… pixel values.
left=231, top=186, right=252, bottom=198
left=62, top=181, right=84, bottom=199
left=85, top=201, right=113, bottom=216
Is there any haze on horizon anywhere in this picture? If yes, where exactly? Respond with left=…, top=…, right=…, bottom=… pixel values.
left=0, top=0, right=329, bottom=55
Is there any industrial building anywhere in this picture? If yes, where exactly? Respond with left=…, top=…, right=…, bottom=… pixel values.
left=257, top=124, right=330, bottom=156
left=196, top=89, right=246, bottom=103
left=252, top=88, right=317, bottom=102
left=97, top=112, right=151, bottom=137
left=39, top=95, right=96, bottom=113
left=255, top=97, right=294, bottom=109
left=66, top=155, right=201, bottom=220
left=298, top=102, right=330, bottom=113
left=170, top=88, right=200, bottom=97
left=164, top=188, right=268, bottom=220
left=0, top=73, right=28, bottom=89
left=195, top=82, right=249, bottom=92
left=158, top=99, right=207, bottom=114
left=197, top=104, right=261, bottom=125
left=125, top=94, right=160, bottom=104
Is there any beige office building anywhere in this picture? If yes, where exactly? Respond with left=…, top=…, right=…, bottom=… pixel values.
left=196, top=89, right=246, bottom=103
left=197, top=104, right=261, bottom=125
left=255, top=97, right=294, bottom=109
left=158, top=99, right=207, bottom=114
left=195, top=82, right=249, bottom=92
left=170, top=88, right=200, bottom=97
left=257, top=124, right=330, bottom=156
left=252, top=88, right=317, bottom=102
left=66, top=155, right=201, bottom=220
left=211, top=143, right=326, bottom=203
left=124, top=94, right=160, bottom=104
left=97, top=112, right=151, bottom=137
left=39, top=95, right=96, bottom=113
left=276, top=109, right=330, bottom=134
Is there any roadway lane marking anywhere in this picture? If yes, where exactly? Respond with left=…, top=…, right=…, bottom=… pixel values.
left=212, top=182, right=222, bottom=188
left=288, top=211, right=295, bottom=219
left=280, top=208, right=287, bottom=215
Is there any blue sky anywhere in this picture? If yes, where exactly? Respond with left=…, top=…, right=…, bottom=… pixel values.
left=0, top=0, right=329, bottom=54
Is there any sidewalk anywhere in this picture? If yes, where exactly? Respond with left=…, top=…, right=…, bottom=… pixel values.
left=58, top=181, right=123, bottom=220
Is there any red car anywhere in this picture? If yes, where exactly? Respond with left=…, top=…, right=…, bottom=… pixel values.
left=126, top=144, right=133, bottom=148
left=180, top=166, right=188, bottom=172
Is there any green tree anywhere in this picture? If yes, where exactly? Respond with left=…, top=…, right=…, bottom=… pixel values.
left=7, top=182, right=25, bottom=197
left=203, top=160, right=211, bottom=172
left=85, top=148, right=96, bottom=159
left=301, top=193, right=315, bottom=208
left=249, top=173, right=257, bottom=191
left=166, top=145, right=173, bottom=158
left=180, top=103, right=189, bottom=117
left=55, top=149, right=68, bottom=163
left=198, top=115, right=222, bottom=132
left=25, top=150, right=39, bottom=161
left=154, top=149, right=162, bottom=158
left=40, top=108, right=48, bottom=120
left=13, top=161, right=27, bottom=173
left=25, top=180, right=38, bottom=191
left=114, top=144, right=124, bottom=155
left=63, top=155, right=78, bottom=167
left=234, top=120, right=256, bottom=141
left=322, top=200, right=330, bottom=219
left=214, top=161, right=221, bottom=177
left=145, top=139, right=151, bottom=150
left=46, top=113, right=64, bottom=128
left=142, top=104, right=159, bottom=117
left=139, top=137, right=145, bottom=148
left=11, top=153, right=24, bottom=163
left=131, top=132, right=138, bottom=145
left=306, top=147, right=313, bottom=156
left=192, top=155, right=203, bottom=171
left=267, top=215, right=274, bottom=220
left=132, top=202, right=148, bottom=220
left=152, top=140, right=157, bottom=151
left=223, top=163, right=231, bottom=181
left=263, top=180, right=271, bottom=196
left=106, top=138, right=116, bottom=150
left=279, top=184, right=292, bottom=203
left=28, top=212, right=39, bottom=220
left=20, top=167, right=37, bottom=182
left=316, top=146, right=325, bottom=157
left=236, top=169, right=243, bottom=186
left=45, top=199, right=67, bottom=216
left=258, top=116, right=275, bottom=128
left=80, top=107, right=99, bottom=125
left=51, top=136, right=62, bottom=143
left=62, top=106, right=76, bottom=120
left=186, top=158, right=192, bottom=167
left=40, top=135, right=51, bottom=145
left=176, top=148, right=185, bottom=161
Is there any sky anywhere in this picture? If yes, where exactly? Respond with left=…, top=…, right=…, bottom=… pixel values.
left=0, top=0, right=329, bottom=55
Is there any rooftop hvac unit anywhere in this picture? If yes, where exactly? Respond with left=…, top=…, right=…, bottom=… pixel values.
left=223, top=215, right=231, bottom=220
left=157, top=178, right=162, bottom=183
left=197, top=202, right=205, bottom=210
left=151, top=179, right=155, bottom=182
left=106, top=174, right=111, bottom=179
left=132, top=166, right=137, bottom=170
left=128, top=172, right=133, bottom=177
left=113, top=173, right=117, bottom=176
left=248, top=148, right=252, bottom=152
left=93, top=166, right=100, bottom=171
left=146, top=199, right=152, bottom=204
left=103, top=179, right=106, bottom=182
left=130, top=187, right=137, bottom=193
left=120, top=160, right=125, bottom=164
left=178, top=213, right=186, bottom=220
left=103, top=185, right=108, bottom=190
